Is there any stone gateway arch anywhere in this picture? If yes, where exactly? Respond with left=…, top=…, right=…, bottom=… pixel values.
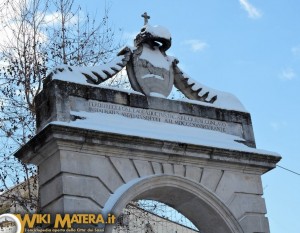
left=15, top=14, right=280, bottom=233
left=105, top=175, right=245, bottom=233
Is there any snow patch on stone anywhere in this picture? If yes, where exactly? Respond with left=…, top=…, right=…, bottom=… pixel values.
left=142, top=24, right=171, bottom=40
left=142, top=74, right=164, bottom=80
left=183, top=73, right=246, bottom=112
left=140, top=45, right=172, bottom=70
left=50, top=55, right=125, bottom=84
left=51, top=111, right=278, bottom=156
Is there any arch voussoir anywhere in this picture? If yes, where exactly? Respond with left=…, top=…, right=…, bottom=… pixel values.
left=104, top=174, right=244, bottom=233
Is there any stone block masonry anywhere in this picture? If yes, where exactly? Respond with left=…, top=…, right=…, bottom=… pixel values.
left=15, top=79, right=281, bottom=233
left=35, top=79, right=256, bottom=147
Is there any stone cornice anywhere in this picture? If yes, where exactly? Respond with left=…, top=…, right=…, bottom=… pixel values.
left=15, top=124, right=281, bottom=174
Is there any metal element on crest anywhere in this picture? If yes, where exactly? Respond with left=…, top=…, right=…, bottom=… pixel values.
left=141, top=12, right=150, bottom=25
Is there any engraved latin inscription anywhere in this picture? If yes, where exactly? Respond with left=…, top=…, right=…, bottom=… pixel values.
left=87, top=100, right=243, bottom=137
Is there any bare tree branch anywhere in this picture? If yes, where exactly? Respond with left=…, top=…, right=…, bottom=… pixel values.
left=0, top=0, right=122, bottom=212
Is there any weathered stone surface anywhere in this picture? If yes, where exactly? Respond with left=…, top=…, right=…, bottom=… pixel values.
left=61, top=174, right=111, bottom=208
left=43, top=196, right=102, bottom=214
left=185, top=165, right=202, bottom=183
left=228, top=193, right=267, bottom=220
left=173, top=164, right=185, bottom=177
left=86, top=99, right=244, bottom=137
left=35, top=79, right=256, bottom=147
left=39, top=150, right=61, bottom=185
left=130, top=44, right=174, bottom=97
left=60, top=150, right=124, bottom=193
left=40, top=175, right=63, bottom=208
left=15, top=123, right=280, bottom=233
left=133, top=160, right=154, bottom=177
left=15, top=78, right=282, bottom=233
left=215, top=171, right=263, bottom=204
left=110, top=157, right=139, bottom=182
left=162, top=163, right=173, bottom=175
left=200, top=168, right=224, bottom=192
left=151, top=162, right=163, bottom=174
left=239, top=214, right=270, bottom=233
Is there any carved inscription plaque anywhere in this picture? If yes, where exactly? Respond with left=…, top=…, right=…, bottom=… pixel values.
left=86, top=100, right=243, bottom=137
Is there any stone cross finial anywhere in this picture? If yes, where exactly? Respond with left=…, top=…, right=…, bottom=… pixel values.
left=141, top=12, right=150, bottom=25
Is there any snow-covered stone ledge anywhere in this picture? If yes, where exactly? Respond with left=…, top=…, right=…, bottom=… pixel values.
left=35, top=79, right=257, bottom=147
left=15, top=78, right=280, bottom=233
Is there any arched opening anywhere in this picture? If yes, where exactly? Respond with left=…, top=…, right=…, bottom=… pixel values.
left=104, top=175, right=243, bottom=233
left=113, top=200, right=199, bottom=232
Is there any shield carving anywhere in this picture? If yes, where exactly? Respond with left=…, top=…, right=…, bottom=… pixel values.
left=127, top=44, right=174, bottom=98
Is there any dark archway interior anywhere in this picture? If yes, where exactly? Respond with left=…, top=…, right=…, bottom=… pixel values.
left=134, top=186, right=233, bottom=233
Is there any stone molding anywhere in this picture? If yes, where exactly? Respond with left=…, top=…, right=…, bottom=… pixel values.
left=14, top=124, right=279, bottom=233
left=15, top=124, right=280, bottom=173
left=14, top=78, right=282, bottom=233
left=104, top=175, right=244, bottom=233
left=35, top=80, right=256, bottom=147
